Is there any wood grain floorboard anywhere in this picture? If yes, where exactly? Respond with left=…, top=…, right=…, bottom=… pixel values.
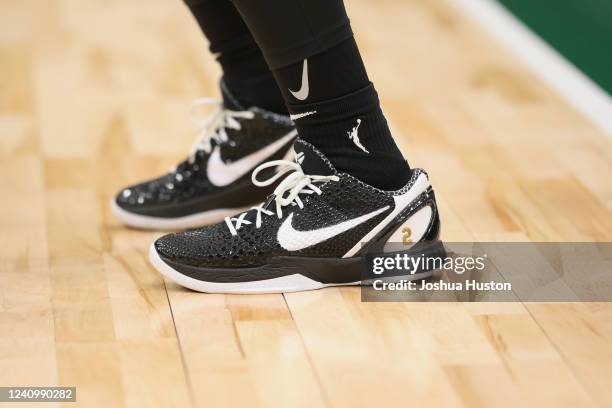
left=0, top=0, right=610, bottom=406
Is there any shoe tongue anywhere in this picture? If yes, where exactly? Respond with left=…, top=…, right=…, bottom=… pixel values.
left=293, top=139, right=336, bottom=176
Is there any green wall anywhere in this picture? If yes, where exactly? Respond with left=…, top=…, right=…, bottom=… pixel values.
left=497, top=0, right=612, bottom=96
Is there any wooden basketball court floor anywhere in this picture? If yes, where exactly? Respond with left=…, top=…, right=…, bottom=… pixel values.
left=1, top=0, right=611, bottom=406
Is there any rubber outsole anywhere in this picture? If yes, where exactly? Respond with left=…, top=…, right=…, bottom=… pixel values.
left=111, top=199, right=249, bottom=230
left=149, top=243, right=438, bottom=294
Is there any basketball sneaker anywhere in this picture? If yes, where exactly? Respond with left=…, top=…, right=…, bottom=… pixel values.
left=149, top=139, right=443, bottom=293
left=112, top=85, right=297, bottom=230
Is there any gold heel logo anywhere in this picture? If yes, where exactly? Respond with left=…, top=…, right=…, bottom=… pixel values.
left=402, top=227, right=412, bottom=245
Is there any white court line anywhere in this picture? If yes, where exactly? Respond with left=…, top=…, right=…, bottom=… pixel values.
left=450, top=0, right=612, bottom=138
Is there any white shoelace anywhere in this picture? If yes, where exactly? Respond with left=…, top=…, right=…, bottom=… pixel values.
left=187, top=98, right=255, bottom=164
left=225, top=160, right=339, bottom=236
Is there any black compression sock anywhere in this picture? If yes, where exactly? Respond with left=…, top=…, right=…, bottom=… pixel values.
left=273, top=37, right=369, bottom=103
left=287, top=84, right=411, bottom=190
left=273, top=38, right=411, bottom=190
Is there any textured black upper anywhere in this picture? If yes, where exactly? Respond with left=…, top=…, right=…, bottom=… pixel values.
left=115, top=105, right=295, bottom=218
left=155, top=139, right=424, bottom=267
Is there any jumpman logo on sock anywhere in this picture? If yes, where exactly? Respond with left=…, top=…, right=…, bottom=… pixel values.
left=348, top=119, right=369, bottom=154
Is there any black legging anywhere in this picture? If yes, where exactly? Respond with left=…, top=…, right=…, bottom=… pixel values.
left=230, top=0, right=352, bottom=69
left=184, top=0, right=352, bottom=69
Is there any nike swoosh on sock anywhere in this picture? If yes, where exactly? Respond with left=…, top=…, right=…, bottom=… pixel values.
left=289, top=59, right=309, bottom=100
left=289, top=111, right=317, bottom=121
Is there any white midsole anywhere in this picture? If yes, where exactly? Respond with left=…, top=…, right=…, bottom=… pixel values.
left=148, top=244, right=433, bottom=294
left=111, top=200, right=249, bottom=230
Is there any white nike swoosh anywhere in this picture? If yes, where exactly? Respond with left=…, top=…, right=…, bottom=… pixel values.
left=289, top=59, right=309, bottom=101
left=278, top=206, right=390, bottom=251
left=207, top=130, right=297, bottom=187
left=289, top=110, right=317, bottom=121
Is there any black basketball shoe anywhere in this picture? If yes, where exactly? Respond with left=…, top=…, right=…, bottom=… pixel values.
left=112, top=85, right=296, bottom=230
left=149, top=139, right=443, bottom=293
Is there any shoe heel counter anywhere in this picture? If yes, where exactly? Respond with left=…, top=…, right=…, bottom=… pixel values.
left=421, top=190, right=441, bottom=242
left=361, top=188, right=440, bottom=254
left=347, top=172, right=441, bottom=258
left=384, top=189, right=440, bottom=250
